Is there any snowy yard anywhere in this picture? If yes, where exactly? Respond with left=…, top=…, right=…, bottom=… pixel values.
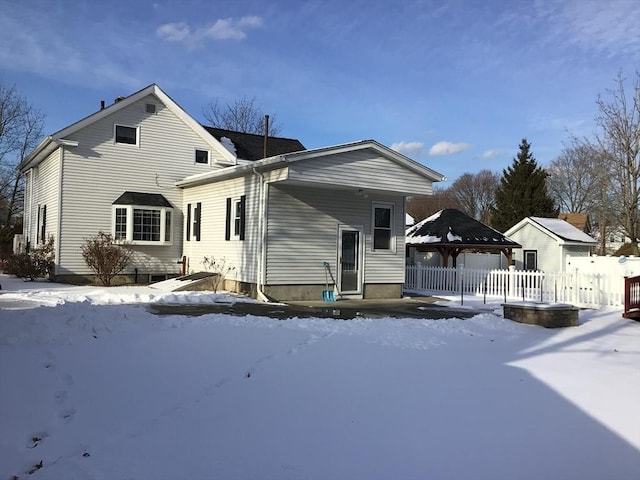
left=0, top=274, right=638, bottom=479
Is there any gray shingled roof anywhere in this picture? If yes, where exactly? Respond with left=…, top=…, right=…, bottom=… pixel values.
left=203, top=127, right=306, bottom=161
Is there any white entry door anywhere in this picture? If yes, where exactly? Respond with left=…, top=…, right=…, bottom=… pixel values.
left=338, top=225, right=364, bottom=295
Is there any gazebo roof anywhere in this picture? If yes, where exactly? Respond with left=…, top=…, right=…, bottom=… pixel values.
left=406, top=209, right=521, bottom=248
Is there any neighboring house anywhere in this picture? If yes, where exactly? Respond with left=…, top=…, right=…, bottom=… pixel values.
left=19, top=84, right=445, bottom=301
left=558, top=213, right=591, bottom=235
left=406, top=209, right=521, bottom=267
left=504, top=217, right=597, bottom=273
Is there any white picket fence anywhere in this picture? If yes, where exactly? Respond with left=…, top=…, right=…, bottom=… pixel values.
left=405, top=264, right=625, bottom=309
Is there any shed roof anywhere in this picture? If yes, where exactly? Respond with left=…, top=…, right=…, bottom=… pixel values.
left=406, top=209, right=520, bottom=248
left=528, top=217, right=597, bottom=243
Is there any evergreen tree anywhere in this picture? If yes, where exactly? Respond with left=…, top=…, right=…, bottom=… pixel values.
left=491, top=138, right=558, bottom=232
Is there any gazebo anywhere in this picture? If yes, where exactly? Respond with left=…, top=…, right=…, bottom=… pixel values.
left=406, top=209, right=521, bottom=267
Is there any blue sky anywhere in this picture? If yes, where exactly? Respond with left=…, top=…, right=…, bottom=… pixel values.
left=1, top=0, right=638, bottom=184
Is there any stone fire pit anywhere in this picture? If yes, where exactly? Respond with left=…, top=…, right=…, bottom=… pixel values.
left=502, top=302, right=579, bottom=328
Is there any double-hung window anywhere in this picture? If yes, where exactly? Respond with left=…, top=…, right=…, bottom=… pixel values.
left=225, top=195, right=246, bottom=240
left=112, top=192, right=173, bottom=245
left=186, top=203, right=202, bottom=241
left=372, top=203, right=394, bottom=251
left=36, top=204, right=47, bottom=244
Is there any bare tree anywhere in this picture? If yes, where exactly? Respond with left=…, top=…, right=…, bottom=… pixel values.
left=450, top=169, right=499, bottom=224
left=407, top=186, right=461, bottom=222
left=546, top=138, right=616, bottom=254
left=0, top=83, right=45, bottom=225
left=202, top=96, right=282, bottom=135
left=594, top=71, right=640, bottom=251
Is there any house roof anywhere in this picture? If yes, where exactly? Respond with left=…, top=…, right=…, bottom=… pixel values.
left=506, top=217, right=597, bottom=244
left=558, top=213, right=590, bottom=232
left=176, top=139, right=445, bottom=188
left=406, top=209, right=521, bottom=247
left=19, top=84, right=237, bottom=171
left=203, top=127, right=305, bottom=161
left=112, top=191, right=173, bottom=208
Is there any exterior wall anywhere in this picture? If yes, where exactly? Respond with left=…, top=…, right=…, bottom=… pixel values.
left=508, top=223, right=561, bottom=273
left=264, top=183, right=406, bottom=294
left=54, top=94, right=226, bottom=279
left=287, top=149, right=434, bottom=195
left=24, top=148, right=60, bottom=251
left=181, top=175, right=261, bottom=284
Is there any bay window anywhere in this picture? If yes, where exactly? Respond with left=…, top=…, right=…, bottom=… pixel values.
left=112, top=192, right=173, bottom=245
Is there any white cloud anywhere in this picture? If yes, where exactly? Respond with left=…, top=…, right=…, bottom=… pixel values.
left=390, top=141, right=424, bottom=157
left=479, top=149, right=504, bottom=159
left=428, top=141, right=472, bottom=156
left=157, top=16, right=263, bottom=45
left=156, top=22, right=191, bottom=42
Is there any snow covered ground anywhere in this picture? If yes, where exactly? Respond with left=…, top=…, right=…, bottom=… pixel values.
left=0, top=274, right=638, bottom=480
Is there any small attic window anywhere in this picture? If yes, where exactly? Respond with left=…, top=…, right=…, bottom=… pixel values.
left=145, top=103, right=156, bottom=114
left=115, top=125, right=138, bottom=145
left=195, top=149, right=209, bottom=164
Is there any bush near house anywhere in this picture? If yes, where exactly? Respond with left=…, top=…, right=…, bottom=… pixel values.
left=3, top=236, right=55, bottom=281
left=81, top=232, right=133, bottom=286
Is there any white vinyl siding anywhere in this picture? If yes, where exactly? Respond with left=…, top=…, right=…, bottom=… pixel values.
left=286, top=149, right=434, bottom=195
left=56, top=94, right=227, bottom=275
left=265, top=184, right=406, bottom=285
left=24, top=149, right=60, bottom=250
left=509, top=224, right=561, bottom=273
left=182, top=176, right=261, bottom=283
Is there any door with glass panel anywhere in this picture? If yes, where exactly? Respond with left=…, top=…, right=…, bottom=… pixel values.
left=338, top=226, right=363, bottom=294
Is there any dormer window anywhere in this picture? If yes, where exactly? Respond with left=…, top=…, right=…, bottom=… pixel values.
left=115, top=125, right=138, bottom=145
left=195, top=149, right=209, bottom=164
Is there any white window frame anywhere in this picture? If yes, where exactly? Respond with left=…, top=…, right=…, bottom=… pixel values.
left=114, top=124, right=140, bottom=146
left=112, top=205, right=173, bottom=245
left=195, top=148, right=210, bottom=165
left=371, top=202, right=395, bottom=253
left=233, top=198, right=243, bottom=238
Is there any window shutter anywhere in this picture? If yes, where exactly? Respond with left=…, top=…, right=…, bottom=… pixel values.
left=41, top=205, right=46, bottom=243
left=225, top=197, right=231, bottom=241
left=195, top=202, right=202, bottom=241
left=186, top=204, right=191, bottom=240
left=239, top=195, right=246, bottom=241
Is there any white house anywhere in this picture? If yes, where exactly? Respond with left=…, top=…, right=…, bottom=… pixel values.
left=19, top=84, right=445, bottom=300
left=504, top=217, right=597, bottom=273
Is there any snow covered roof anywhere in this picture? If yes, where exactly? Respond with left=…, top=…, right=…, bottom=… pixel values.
left=528, top=217, right=597, bottom=243
left=406, top=209, right=521, bottom=247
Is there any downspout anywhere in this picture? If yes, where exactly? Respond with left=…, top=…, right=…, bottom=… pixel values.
left=56, top=146, right=64, bottom=277
left=253, top=166, right=269, bottom=302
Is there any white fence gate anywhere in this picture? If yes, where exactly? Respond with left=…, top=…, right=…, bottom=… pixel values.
left=405, top=264, right=625, bottom=309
